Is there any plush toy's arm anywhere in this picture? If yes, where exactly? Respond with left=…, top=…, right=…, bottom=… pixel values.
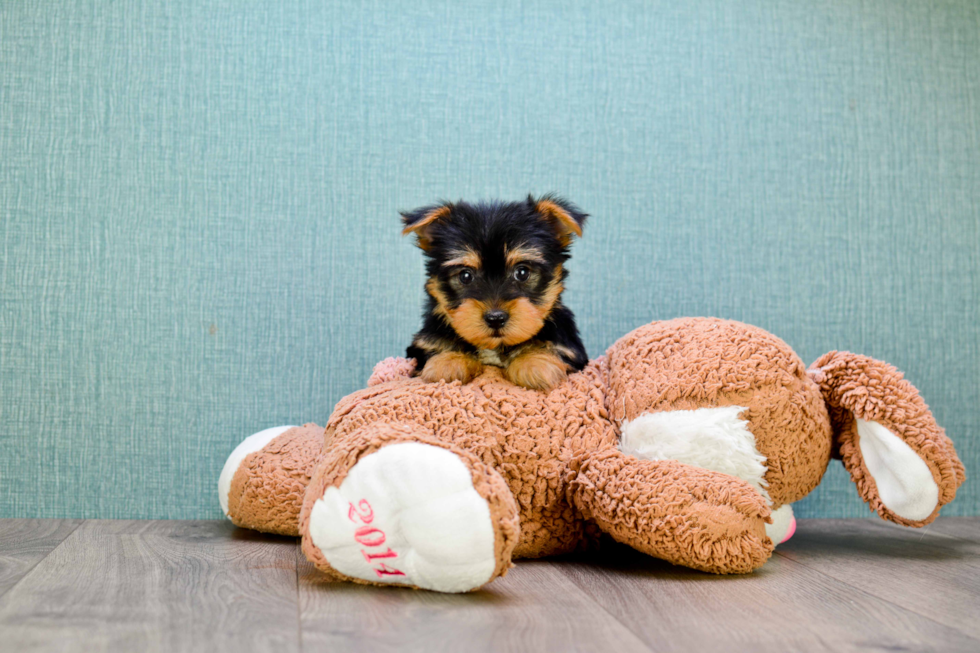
left=567, top=449, right=773, bottom=574
left=809, top=352, right=965, bottom=526
left=367, top=357, right=417, bottom=386
left=219, top=423, right=325, bottom=536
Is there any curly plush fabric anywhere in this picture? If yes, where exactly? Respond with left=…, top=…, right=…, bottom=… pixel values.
left=605, top=318, right=834, bottom=509
left=299, top=421, right=521, bottom=588
left=315, top=362, right=617, bottom=560
left=227, top=423, right=324, bottom=536
left=367, top=357, right=417, bottom=386
left=222, top=317, right=965, bottom=590
left=809, top=351, right=965, bottom=525
left=566, top=449, right=772, bottom=573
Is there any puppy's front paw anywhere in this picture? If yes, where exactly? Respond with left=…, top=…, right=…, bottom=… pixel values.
left=504, top=349, right=567, bottom=391
left=420, top=351, right=483, bottom=384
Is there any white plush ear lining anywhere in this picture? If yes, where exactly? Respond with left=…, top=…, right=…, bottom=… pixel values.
left=856, top=418, right=939, bottom=521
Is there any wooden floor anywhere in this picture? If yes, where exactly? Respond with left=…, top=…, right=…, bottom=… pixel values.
left=0, top=518, right=977, bottom=652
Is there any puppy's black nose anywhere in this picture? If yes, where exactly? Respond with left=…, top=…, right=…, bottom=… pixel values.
left=484, top=309, right=509, bottom=330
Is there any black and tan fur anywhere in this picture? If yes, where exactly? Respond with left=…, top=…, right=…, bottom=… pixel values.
left=401, top=195, right=589, bottom=391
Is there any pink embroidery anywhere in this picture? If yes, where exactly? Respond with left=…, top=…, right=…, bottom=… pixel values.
left=362, top=547, right=399, bottom=563
left=347, top=499, right=374, bottom=524
left=347, top=499, right=406, bottom=578
left=374, top=563, right=406, bottom=578
left=353, top=526, right=386, bottom=548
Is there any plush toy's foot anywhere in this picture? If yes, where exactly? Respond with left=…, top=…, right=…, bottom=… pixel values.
left=305, top=441, right=518, bottom=593
left=219, top=424, right=324, bottom=536
left=616, top=406, right=790, bottom=559
left=765, top=504, right=796, bottom=545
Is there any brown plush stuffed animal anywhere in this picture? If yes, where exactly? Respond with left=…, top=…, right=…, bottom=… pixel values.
left=218, top=318, right=964, bottom=593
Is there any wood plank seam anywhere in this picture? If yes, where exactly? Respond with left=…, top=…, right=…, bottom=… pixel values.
left=544, top=561, right=659, bottom=653
left=295, top=549, right=304, bottom=653
left=0, top=519, right=83, bottom=602
left=881, top=519, right=980, bottom=545
left=773, top=551, right=980, bottom=646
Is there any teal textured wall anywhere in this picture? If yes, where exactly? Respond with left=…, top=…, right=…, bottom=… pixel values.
left=1, top=0, right=977, bottom=520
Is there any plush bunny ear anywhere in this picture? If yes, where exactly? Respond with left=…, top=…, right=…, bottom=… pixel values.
left=809, top=352, right=965, bottom=526
left=400, top=203, right=453, bottom=250
left=531, top=195, right=588, bottom=245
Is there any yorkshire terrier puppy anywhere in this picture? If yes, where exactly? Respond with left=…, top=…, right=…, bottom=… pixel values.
left=402, top=195, right=589, bottom=392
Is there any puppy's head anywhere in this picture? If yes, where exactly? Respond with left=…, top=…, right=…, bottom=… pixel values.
left=401, top=195, right=587, bottom=349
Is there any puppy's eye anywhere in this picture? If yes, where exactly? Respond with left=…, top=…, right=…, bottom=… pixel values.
left=514, top=265, right=530, bottom=283
left=458, top=269, right=474, bottom=285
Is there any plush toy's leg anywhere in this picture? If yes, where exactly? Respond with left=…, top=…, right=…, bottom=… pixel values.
left=810, top=352, right=965, bottom=526
left=300, top=423, right=520, bottom=593
left=619, top=405, right=798, bottom=548
left=568, top=449, right=774, bottom=574
left=219, top=423, right=324, bottom=536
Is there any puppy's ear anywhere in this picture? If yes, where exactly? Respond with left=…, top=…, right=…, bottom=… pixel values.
left=531, top=195, right=588, bottom=245
left=400, top=203, right=452, bottom=250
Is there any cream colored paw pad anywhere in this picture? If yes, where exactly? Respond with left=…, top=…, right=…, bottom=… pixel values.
left=308, top=442, right=497, bottom=593
left=765, top=503, right=796, bottom=544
